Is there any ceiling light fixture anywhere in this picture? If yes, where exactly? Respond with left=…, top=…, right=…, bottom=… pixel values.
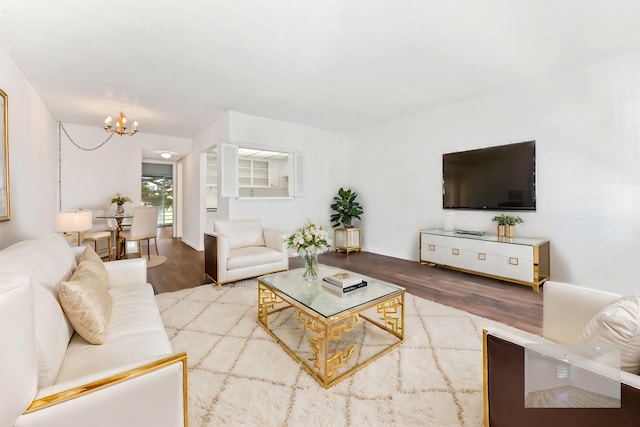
left=104, top=111, right=138, bottom=136
left=160, top=152, right=172, bottom=159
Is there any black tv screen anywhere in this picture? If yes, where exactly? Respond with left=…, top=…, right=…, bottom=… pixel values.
left=443, top=141, right=536, bottom=211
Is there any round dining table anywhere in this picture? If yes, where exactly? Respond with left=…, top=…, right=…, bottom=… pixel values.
left=96, top=213, right=133, bottom=260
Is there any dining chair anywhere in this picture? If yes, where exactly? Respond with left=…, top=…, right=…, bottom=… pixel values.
left=119, top=206, right=159, bottom=260
left=82, top=209, right=112, bottom=260
left=105, top=217, right=118, bottom=256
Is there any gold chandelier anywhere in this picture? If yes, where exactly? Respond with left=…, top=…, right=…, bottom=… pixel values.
left=104, top=111, right=138, bottom=136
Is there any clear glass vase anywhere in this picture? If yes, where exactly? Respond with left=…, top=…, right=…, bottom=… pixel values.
left=301, top=247, right=319, bottom=281
left=116, top=204, right=124, bottom=214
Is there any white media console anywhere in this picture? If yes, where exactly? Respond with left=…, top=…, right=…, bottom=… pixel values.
left=419, top=229, right=550, bottom=292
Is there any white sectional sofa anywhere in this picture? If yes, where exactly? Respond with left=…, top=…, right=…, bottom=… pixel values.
left=484, top=281, right=640, bottom=426
left=0, top=235, right=186, bottom=427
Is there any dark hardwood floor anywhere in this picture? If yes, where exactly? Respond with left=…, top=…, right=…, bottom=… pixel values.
left=145, top=227, right=543, bottom=335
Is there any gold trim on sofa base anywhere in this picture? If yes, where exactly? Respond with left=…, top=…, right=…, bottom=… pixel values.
left=26, top=352, right=188, bottom=426
left=482, top=329, right=490, bottom=427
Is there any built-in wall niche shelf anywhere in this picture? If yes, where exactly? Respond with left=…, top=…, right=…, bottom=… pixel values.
left=239, top=158, right=269, bottom=187
left=238, top=158, right=288, bottom=189
left=419, top=228, right=550, bottom=292
left=219, top=142, right=304, bottom=198
left=206, top=150, right=217, bottom=188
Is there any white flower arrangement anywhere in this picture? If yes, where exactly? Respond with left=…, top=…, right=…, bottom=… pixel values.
left=111, top=193, right=132, bottom=205
left=285, top=221, right=328, bottom=280
left=285, top=221, right=328, bottom=252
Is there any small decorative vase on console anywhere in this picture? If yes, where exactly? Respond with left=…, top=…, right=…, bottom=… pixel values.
left=301, top=247, right=319, bottom=281
left=116, top=204, right=124, bottom=214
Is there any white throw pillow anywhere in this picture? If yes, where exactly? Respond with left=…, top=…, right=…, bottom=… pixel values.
left=33, top=285, right=74, bottom=387
left=59, top=262, right=112, bottom=345
left=579, top=295, right=640, bottom=374
left=214, top=219, right=265, bottom=250
left=0, top=234, right=76, bottom=293
left=0, top=235, right=77, bottom=388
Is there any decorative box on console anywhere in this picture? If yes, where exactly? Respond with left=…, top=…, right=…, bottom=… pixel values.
left=419, top=228, right=550, bottom=292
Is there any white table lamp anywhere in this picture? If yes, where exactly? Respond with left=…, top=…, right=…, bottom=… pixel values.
left=55, top=210, right=93, bottom=246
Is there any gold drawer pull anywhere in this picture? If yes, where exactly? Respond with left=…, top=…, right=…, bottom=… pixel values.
left=428, top=244, right=435, bottom=251
left=478, top=253, right=486, bottom=261
left=452, top=248, right=459, bottom=256
left=509, top=257, right=519, bottom=266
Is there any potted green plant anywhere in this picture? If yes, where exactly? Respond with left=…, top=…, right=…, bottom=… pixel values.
left=330, top=188, right=363, bottom=228
left=491, top=214, right=523, bottom=238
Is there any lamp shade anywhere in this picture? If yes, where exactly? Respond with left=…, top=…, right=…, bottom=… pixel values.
left=55, top=210, right=93, bottom=232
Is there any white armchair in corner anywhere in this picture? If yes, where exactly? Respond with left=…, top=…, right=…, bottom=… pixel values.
left=204, top=218, right=289, bottom=289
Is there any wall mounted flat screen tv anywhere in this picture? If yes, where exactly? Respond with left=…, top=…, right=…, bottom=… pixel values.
left=443, top=141, right=536, bottom=211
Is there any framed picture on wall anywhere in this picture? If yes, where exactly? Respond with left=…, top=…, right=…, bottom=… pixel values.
left=0, top=88, right=9, bottom=221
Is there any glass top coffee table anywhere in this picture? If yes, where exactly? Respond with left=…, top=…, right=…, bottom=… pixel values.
left=257, top=265, right=405, bottom=388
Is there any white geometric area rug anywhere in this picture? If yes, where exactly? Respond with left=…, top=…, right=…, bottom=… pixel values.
left=155, top=280, right=534, bottom=427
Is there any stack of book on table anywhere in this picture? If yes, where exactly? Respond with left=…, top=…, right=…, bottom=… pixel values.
left=322, top=272, right=367, bottom=296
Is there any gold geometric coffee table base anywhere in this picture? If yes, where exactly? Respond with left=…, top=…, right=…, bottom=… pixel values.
left=257, top=280, right=404, bottom=388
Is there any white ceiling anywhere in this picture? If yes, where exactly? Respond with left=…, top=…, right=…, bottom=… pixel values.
left=2, top=1, right=640, bottom=139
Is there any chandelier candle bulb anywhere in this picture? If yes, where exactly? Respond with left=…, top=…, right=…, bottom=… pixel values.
left=104, top=111, right=138, bottom=136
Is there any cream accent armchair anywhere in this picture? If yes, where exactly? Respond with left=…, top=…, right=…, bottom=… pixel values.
left=484, top=281, right=640, bottom=426
left=205, top=218, right=288, bottom=288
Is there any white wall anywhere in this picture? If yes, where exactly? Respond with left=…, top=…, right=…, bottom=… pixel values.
left=6, top=28, right=640, bottom=295
left=0, top=42, right=58, bottom=248
left=180, top=111, right=349, bottom=251
left=60, top=123, right=191, bottom=213
left=227, top=111, right=349, bottom=234
left=181, top=113, right=229, bottom=250
left=348, top=49, right=640, bottom=294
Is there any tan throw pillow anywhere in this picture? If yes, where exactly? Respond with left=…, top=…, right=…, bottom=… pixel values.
left=59, top=267, right=113, bottom=344
left=79, top=244, right=104, bottom=264
left=579, top=295, right=640, bottom=374
left=75, top=259, right=109, bottom=290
